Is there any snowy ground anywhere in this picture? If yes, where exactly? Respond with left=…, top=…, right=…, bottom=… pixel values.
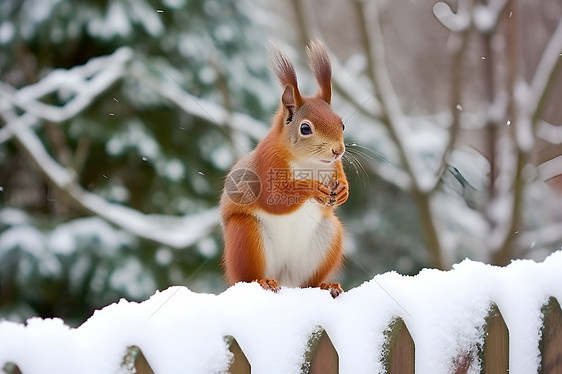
left=1, top=251, right=561, bottom=374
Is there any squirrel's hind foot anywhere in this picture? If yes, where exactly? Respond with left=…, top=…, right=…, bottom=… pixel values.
left=319, top=282, right=344, bottom=298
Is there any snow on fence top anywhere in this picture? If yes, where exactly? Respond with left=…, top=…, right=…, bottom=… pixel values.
left=1, top=252, right=561, bottom=374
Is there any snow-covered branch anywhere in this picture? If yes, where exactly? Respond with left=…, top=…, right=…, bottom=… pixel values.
left=472, top=0, right=509, bottom=33
left=429, top=30, right=470, bottom=195
left=433, top=0, right=508, bottom=33
left=355, top=0, right=470, bottom=198
left=528, top=19, right=562, bottom=123
left=0, top=47, right=132, bottom=129
left=129, top=62, right=268, bottom=141
left=353, top=1, right=455, bottom=268
left=330, top=57, right=383, bottom=121
left=353, top=1, right=425, bottom=191
left=1, top=108, right=219, bottom=248
left=433, top=0, right=472, bottom=32
left=511, top=19, right=562, bottom=153
left=0, top=47, right=269, bottom=146
left=536, top=120, right=562, bottom=144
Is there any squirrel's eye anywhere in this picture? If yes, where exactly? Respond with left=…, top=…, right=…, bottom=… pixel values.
left=342, top=123, right=346, bottom=131
left=300, top=122, right=312, bottom=135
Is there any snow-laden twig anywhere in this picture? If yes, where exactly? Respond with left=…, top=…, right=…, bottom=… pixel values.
left=429, top=30, right=470, bottom=194
left=536, top=120, right=562, bottom=144
left=473, top=0, right=509, bottom=33
left=330, top=57, right=383, bottom=121
left=528, top=19, right=562, bottom=124
left=1, top=108, right=220, bottom=248
left=355, top=0, right=468, bottom=198
left=537, top=154, right=562, bottom=182
left=512, top=18, right=562, bottom=152
left=0, top=47, right=132, bottom=126
left=129, top=62, right=269, bottom=142
left=354, top=1, right=425, bottom=191
left=433, top=0, right=472, bottom=32
left=0, top=48, right=132, bottom=145
left=514, top=81, right=535, bottom=153
left=488, top=6, right=533, bottom=264
left=434, top=0, right=508, bottom=34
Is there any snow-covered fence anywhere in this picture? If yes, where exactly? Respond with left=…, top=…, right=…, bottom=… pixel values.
left=1, top=253, right=562, bottom=374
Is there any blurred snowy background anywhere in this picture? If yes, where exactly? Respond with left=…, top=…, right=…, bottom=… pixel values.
left=0, top=0, right=561, bottom=326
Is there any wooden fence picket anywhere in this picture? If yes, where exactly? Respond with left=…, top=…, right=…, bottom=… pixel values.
left=383, top=317, right=414, bottom=374
left=451, top=352, right=473, bottom=374
left=226, top=336, right=251, bottom=374
left=479, top=305, right=509, bottom=373
left=123, top=346, right=154, bottom=374
left=539, top=297, right=562, bottom=374
left=306, top=328, right=338, bottom=374
left=2, top=363, right=22, bottom=374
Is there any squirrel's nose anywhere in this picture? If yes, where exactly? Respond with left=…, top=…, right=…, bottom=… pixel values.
left=332, top=147, right=344, bottom=159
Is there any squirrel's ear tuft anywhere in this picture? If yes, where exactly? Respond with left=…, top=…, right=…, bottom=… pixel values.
left=306, top=39, right=332, bottom=105
left=269, top=43, right=303, bottom=112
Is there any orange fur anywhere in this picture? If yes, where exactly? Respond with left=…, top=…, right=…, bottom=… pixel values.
left=221, top=40, right=348, bottom=296
left=222, top=213, right=265, bottom=284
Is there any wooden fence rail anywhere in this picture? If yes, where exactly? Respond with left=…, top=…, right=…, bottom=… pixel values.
left=2, top=298, right=560, bottom=374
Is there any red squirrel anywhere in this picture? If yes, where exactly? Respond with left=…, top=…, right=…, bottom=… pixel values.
left=221, top=40, right=348, bottom=298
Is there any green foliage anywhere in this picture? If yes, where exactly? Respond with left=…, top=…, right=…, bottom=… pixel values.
left=0, top=0, right=273, bottom=324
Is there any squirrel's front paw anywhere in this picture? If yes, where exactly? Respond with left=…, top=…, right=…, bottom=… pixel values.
left=315, top=183, right=334, bottom=205
left=254, top=278, right=281, bottom=293
left=328, top=180, right=349, bottom=206
left=315, top=180, right=348, bottom=206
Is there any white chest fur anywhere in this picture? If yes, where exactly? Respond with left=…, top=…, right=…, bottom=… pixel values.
left=255, top=201, right=336, bottom=287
